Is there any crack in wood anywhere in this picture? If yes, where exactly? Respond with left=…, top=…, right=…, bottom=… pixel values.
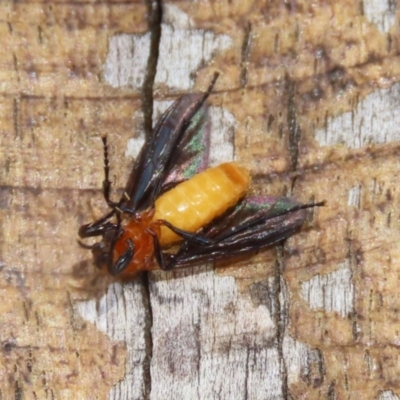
left=240, top=21, right=252, bottom=89
left=141, top=273, right=154, bottom=400
left=139, top=0, right=163, bottom=396
left=244, top=347, right=250, bottom=400
left=275, top=250, right=289, bottom=399
left=142, top=0, right=163, bottom=138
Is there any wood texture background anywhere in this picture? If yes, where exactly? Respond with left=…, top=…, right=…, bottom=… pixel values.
left=2, top=0, right=400, bottom=399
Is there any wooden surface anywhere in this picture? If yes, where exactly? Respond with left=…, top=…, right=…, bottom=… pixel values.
left=2, top=1, right=400, bottom=399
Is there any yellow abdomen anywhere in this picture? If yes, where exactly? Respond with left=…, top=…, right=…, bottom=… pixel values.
left=153, top=162, right=250, bottom=246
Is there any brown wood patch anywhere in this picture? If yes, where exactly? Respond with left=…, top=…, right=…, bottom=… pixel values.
left=2, top=0, right=400, bottom=399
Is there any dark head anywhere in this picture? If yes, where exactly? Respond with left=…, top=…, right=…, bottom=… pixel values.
left=78, top=212, right=124, bottom=273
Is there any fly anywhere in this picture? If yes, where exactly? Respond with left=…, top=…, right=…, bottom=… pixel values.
left=78, top=73, right=323, bottom=278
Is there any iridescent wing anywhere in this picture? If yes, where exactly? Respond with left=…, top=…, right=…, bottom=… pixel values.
left=171, top=197, right=318, bottom=267
left=160, top=103, right=211, bottom=191
left=122, top=75, right=217, bottom=212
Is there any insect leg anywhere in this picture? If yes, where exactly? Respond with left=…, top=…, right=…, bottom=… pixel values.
left=77, top=240, right=96, bottom=250
left=78, top=209, right=116, bottom=238
left=147, top=229, right=177, bottom=271
left=160, top=220, right=213, bottom=245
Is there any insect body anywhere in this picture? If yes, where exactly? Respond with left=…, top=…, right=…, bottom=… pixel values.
left=154, top=162, right=250, bottom=245
left=109, top=162, right=250, bottom=276
left=79, top=73, right=323, bottom=278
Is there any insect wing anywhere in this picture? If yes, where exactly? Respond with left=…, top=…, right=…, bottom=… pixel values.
left=174, top=197, right=308, bottom=266
left=160, top=101, right=211, bottom=191
left=123, top=93, right=212, bottom=212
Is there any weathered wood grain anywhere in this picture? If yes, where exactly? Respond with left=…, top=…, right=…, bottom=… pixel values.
left=2, top=0, right=400, bottom=399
